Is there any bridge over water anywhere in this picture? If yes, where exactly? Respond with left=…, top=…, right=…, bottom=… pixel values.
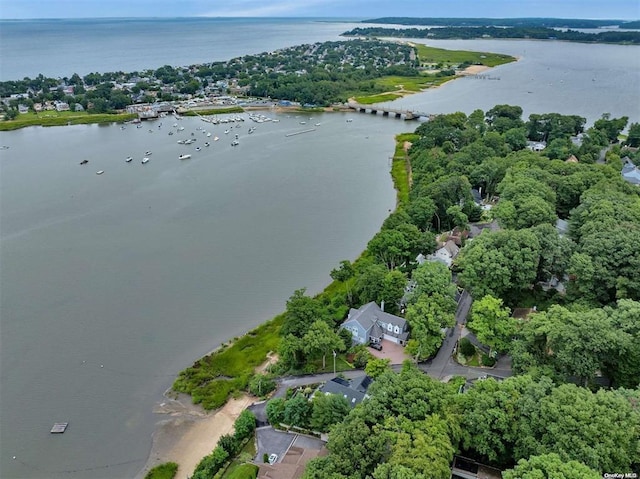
left=347, top=101, right=429, bottom=121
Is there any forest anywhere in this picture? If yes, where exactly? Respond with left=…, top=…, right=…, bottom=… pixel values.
left=343, top=25, right=640, bottom=44
left=362, top=17, right=640, bottom=29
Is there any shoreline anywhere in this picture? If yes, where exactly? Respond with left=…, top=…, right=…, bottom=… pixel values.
left=137, top=391, right=254, bottom=479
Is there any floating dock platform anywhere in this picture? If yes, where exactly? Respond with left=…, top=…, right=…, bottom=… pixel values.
left=50, top=423, right=68, bottom=434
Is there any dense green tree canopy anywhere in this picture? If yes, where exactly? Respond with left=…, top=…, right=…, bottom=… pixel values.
left=503, top=453, right=601, bottom=479
left=455, top=229, right=540, bottom=299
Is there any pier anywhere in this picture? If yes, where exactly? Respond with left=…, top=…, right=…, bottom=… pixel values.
left=347, top=101, right=428, bottom=121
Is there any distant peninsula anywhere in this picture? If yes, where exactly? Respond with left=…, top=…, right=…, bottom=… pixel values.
left=360, top=17, right=640, bottom=29
left=343, top=18, right=640, bottom=45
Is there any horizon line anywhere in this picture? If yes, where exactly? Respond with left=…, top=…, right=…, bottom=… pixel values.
left=0, top=15, right=636, bottom=21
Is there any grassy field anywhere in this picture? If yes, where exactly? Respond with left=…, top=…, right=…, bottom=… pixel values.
left=172, top=315, right=283, bottom=410
left=354, top=93, right=403, bottom=104
left=415, top=44, right=515, bottom=67
left=0, top=110, right=136, bottom=131
left=391, top=133, right=418, bottom=208
left=374, top=74, right=453, bottom=93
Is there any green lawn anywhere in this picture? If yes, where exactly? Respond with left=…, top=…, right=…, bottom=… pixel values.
left=173, top=316, right=282, bottom=410
left=415, top=44, right=515, bottom=68
left=225, top=464, right=259, bottom=479
left=222, top=435, right=258, bottom=479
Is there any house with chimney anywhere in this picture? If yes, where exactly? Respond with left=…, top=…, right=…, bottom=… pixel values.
left=339, top=302, right=409, bottom=346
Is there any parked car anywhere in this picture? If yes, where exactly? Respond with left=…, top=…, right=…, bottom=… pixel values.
left=370, top=342, right=383, bottom=351
left=268, top=454, right=278, bottom=465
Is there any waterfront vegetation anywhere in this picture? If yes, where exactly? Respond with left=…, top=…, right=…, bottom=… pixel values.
left=172, top=317, right=282, bottom=410
left=414, top=44, right=514, bottom=68
left=353, top=93, right=402, bottom=104
left=0, top=110, right=135, bottom=131
left=144, top=462, right=178, bottom=479
left=1, top=39, right=515, bottom=130
left=343, top=25, right=640, bottom=44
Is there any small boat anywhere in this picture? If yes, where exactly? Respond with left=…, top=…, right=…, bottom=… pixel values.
left=80, top=159, right=89, bottom=165
left=125, top=156, right=133, bottom=163
left=346, top=119, right=353, bottom=123
left=195, top=147, right=201, bottom=151
left=177, top=139, right=186, bottom=144
left=204, top=142, right=210, bottom=147
left=145, top=151, right=152, bottom=156
left=142, top=157, right=150, bottom=164
left=96, top=170, right=104, bottom=175
left=315, top=123, right=321, bottom=126
left=235, top=134, right=239, bottom=139
left=248, top=127, right=256, bottom=134
left=299, top=121, right=306, bottom=125
left=178, top=154, right=191, bottom=160
left=178, top=126, right=185, bottom=131
left=168, top=131, right=174, bottom=135
left=231, top=140, right=239, bottom=146
left=224, top=129, right=230, bottom=134
left=213, top=136, right=219, bottom=142
left=206, top=132, right=211, bottom=137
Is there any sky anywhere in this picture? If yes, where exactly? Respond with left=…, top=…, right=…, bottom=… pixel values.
left=0, top=0, right=638, bottom=20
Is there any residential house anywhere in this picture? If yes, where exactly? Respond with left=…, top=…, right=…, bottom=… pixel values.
left=340, top=301, right=409, bottom=346
left=468, top=220, right=500, bottom=239
left=622, top=157, right=640, bottom=185
left=420, top=239, right=460, bottom=268
left=317, top=376, right=372, bottom=408
left=451, top=455, right=503, bottom=479
left=258, top=445, right=328, bottom=479
left=54, top=101, right=70, bottom=112
left=18, top=104, right=29, bottom=114
left=526, top=141, right=546, bottom=152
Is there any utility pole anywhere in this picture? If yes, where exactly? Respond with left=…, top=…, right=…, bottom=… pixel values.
left=333, top=350, right=337, bottom=376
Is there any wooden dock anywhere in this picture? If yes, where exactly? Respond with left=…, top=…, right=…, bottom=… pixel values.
left=285, top=128, right=316, bottom=137
left=50, top=422, right=68, bottom=434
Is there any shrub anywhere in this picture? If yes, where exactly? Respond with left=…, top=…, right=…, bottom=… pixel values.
left=352, top=347, right=370, bottom=368
left=144, top=462, right=178, bottom=479
left=481, top=354, right=496, bottom=367
left=218, top=433, right=239, bottom=456
left=266, top=398, right=286, bottom=425
left=459, top=338, right=476, bottom=358
left=248, top=374, right=276, bottom=397
left=263, top=453, right=269, bottom=463
left=234, top=410, right=257, bottom=441
left=192, top=446, right=228, bottom=479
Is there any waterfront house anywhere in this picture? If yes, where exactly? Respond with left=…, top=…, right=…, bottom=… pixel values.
left=340, top=302, right=409, bottom=346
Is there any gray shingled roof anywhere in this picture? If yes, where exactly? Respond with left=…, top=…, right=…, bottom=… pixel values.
left=319, top=376, right=372, bottom=407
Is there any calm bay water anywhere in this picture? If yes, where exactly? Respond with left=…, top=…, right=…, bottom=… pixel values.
left=1, top=17, right=639, bottom=479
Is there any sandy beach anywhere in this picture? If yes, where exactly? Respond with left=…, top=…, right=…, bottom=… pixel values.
left=137, top=393, right=254, bottom=479
left=459, top=64, right=493, bottom=75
